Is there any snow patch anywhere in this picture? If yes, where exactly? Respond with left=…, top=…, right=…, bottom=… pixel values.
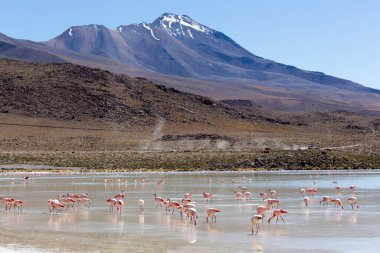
left=118, top=26, right=123, bottom=32
left=159, top=14, right=211, bottom=39
left=68, top=28, right=73, bottom=37
left=142, top=23, right=160, bottom=40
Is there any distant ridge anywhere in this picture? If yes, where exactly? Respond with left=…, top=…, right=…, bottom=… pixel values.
left=1, top=13, right=380, bottom=112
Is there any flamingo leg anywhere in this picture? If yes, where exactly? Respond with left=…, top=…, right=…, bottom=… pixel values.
left=280, top=216, right=285, bottom=223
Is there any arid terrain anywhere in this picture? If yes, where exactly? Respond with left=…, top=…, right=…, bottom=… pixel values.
left=0, top=59, right=379, bottom=171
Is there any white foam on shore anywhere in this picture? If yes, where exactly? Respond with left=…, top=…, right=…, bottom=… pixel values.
left=0, top=245, right=58, bottom=253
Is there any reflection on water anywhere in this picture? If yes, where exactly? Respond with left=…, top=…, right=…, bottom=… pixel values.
left=347, top=211, right=358, bottom=225
left=0, top=172, right=379, bottom=252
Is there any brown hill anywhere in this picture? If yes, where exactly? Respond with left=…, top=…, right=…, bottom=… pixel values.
left=0, top=58, right=274, bottom=127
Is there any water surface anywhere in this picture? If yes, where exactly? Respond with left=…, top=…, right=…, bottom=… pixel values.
left=0, top=171, right=379, bottom=252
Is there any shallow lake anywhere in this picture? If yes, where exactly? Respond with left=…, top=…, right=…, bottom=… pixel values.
left=0, top=171, right=379, bottom=253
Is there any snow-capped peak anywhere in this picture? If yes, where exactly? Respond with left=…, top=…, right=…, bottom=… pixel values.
left=154, top=13, right=212, bottom=39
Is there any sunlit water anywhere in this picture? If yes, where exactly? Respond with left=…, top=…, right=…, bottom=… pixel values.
left=0, top=171, right=379, bottom=253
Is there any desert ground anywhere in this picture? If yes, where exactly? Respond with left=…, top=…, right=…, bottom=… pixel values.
left=1, top=112, right=379, bottom=172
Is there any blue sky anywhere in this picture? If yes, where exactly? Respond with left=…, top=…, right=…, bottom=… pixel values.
left=1, top=0, right=379, bottom=89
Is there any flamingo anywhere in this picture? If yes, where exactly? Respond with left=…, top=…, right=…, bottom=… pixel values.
left=259, top=192, right=266, bottom=201
left=335, top=185, right=342, bottom=193
left=78, top=197, right=91, bottom=208
left=203, top=192, right=213, bottom=202
left=303, top=197, right=310, bottom=207
left=239, top=186, right=248, bottom=192
left=268, top=209, right=288, bottom=224
left=256, top=205, right=269, bottom=218
left=106, top=198, right=117, bottom=212
left=320, top=196, right=331, bottom=206
left=299, top=188, right=306, bottom=197
left=178, top=205, right=187, bottom=219
left=268, top=189, right=277, bottom=199
left=266, top=198, right=280, bottom=209
left=13, top=200, right=24, bottom=211
left=183, top=193, right=192, bottom=199
left=186, top=208, right=198, bottom=225
left=251, top=214, right=263, bottom=234
left=157, top=178, right=164, bottom=185
left=168, top=199, right=181, bottom=213
left=114, top=189, right=125, bottom=200
left=331, top=198, right=344, bottom=209
left=0, top=197, right=15, bottom=210
left=184, top=203, right=196, bottom=209
left=244, top=191, right=253, bottom=200
left=115, top=199, right=124, bottom=215
left=139, top=199, right=145, bottom=211
left=153, top=193, right=164, bottom=208
left=48, top=199, right=64, bottom=214
left=206, top=208, right=220, bottom=223
left=60, top=197, right=76, bottom=209
left=182, top=198, right=193, bottom=205
left=306, top=187, right=317, bottom=197
left=234, top=190, right=243, bottom=200
left=348, top=197, right=359, bottom=209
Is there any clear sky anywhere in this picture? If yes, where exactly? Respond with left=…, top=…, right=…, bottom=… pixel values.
left=1, top=0, right=379, bottom=89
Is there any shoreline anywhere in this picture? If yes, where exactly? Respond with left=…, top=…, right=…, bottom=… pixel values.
left=1, top=164, right=380, bottom=175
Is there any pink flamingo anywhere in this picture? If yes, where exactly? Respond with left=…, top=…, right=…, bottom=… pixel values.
left=251, top=214, right=263, bottom=234
left=348, top=197, right=359, bottom=209
left=335, top=185, right=342, bottom=193
left=153, top=193, right=164, bottom=208
left=331, top=198, right=344, bottom=209
left=184, top=203, right=196, bottom=209
left=306, top=187, right=317, bottom=197
left=168, top=199, right=181, bottom=213
left=234, top=190, right=243, bottom=200
left=78, top=197, right=91, bottom=208
left=0, top=197, right=15, bottom=210
left=114, top=189, right=125, bottom=200
left=203, top=192, right=213, bottom=202
left=115, top=199, right=124, bottom=215
left=206, top=208, right=220, bottom=223
left=266, top=198, right=280, bottom=209
left=303, top=197, right=310, bottom=207
left=48, top=199, right=65, bottom=214
left=268, top=209, right=288, bottom=224
left=320, top=196, right=331, bottom=206
left=186, top=208, right=198, bottom=225
left=244, top=191, right=253, bottom=200
left=299, top=188, right=306, bottom=197
left=60, top=197, right=76, bottom=209
left=106, top=198, right=117, bottom=212
left=13, top=200, right=24, bottom=211
left=259, top=192, right=267, bottom=201
left=256, top=205, right=269, bottom=218
left=268, top=189, right=277, bottom=199
left=139, top=199, right=144, bottom=211
left=178, top=205, right=187, bottom=219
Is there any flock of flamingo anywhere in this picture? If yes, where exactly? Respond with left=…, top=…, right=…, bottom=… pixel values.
left=0, top=174, right=360, bottom=236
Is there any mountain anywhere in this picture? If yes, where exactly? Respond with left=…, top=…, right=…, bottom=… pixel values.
left=1, top=13, right=380, bottom=113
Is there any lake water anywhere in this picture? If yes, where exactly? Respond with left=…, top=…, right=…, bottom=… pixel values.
left=0, top=171, right=379, bottom=253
